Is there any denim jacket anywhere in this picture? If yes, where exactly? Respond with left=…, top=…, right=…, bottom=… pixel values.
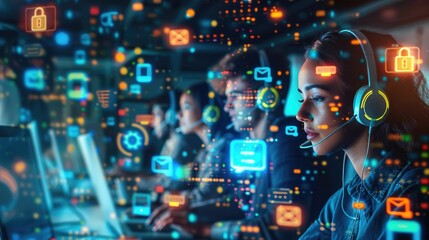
left=300, top=151, right=427, bottom=240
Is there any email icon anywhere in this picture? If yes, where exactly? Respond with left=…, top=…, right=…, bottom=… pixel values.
left=151, top=156, right=173, bottom=177
left=386, top=197, right=413, bottom=219
left=169, top=29, right=190, bottom=46
left=276, top=205, right=302, bottom=227
left=254, top=67, right=272, bottom=83
left=285, top=126, right=298, bottom=137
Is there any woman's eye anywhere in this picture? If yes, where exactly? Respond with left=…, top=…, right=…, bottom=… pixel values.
left=309, top=96, right=325, bottom=102
left=298, top=99, right=304, bottom=103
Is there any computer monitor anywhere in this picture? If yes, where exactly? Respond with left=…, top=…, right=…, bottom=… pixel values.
left=77, top=133, right=124, bottom=237
left=0, top=126, right=54, bottom=239
left=28, top=121, right=53, bottom=211
left=49, top=129, right=71, bottom=197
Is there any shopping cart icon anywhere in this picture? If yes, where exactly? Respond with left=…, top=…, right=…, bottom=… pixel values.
left=97, top=90, right=111, bottom=108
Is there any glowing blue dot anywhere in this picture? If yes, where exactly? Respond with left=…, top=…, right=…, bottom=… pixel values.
left=222, top=232, right=228, bottom=239
left=359, top=75, right=364, bottom=80
left=330, top=11, right=335, bottom=18
left=308, top=49, right=318, bottom=59
left=181, top=151, right=188, bottom=157
left=382, top=76, right=388, bottom=82
left=66, top=10, right=73, bottom=19
left=208, top=71, right=214, bottom=79
left=189, top=47, right=196, bottom=53
left=360, top=58, right=365, bottom=64
left=171, top=231, right=180, bottom=239
left=312, top=23, right=317, bottom=28
left=114, top=32, right=119, bottom=39
left=301, top=176, right=306, bottom=181
left=242, top=205, right=249, bottom=211
left=379, top=56, right=385, bottom=63
left=188, top=213, right=197, bottom=223
left=16, top=46, right=22, bottom=54
left=55, top=32, right=70, bottom=46
left=117, top=46, right=125, bottom=52
left=276, top=80, right=282, bottom=85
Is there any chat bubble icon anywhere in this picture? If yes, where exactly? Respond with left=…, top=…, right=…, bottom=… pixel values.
left=254, top=67, right=272, bottom=83
left=230, top=140, right=266, bottom=173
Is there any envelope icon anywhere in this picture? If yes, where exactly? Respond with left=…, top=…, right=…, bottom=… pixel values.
left=169, top=29, right=190, bottom=46
left=386, top=197, right=413, bottom=219
left=151, top=156, right=173, bottom=177
left=254, top=67, right=272, bottom=82
left=276, top=205, right=302, bottom=227
left=285, top=126, right=298, bottom=137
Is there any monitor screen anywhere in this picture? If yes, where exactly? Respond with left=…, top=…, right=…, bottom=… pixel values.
left=0, top=126, right=53, bottom=239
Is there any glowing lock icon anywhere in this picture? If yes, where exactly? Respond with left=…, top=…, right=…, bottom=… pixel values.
left=31, top=7, right=47, bottom=31
left=395, top=48, right=415, bottom=72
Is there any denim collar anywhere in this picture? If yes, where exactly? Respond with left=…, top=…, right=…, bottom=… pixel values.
left=347, top=151, right=407, bottom=203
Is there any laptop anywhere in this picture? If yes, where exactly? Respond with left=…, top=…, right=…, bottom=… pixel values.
left=0, top=126, right=55, bottom=239
left=48, top=129, right=94, bottom=200
left=28, top=122, right=85, bottom=226
left=78, top=133, right=181, bottom=239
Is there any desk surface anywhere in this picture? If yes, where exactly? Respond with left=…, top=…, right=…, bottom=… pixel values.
left=50, top=200, right=188, bottom=239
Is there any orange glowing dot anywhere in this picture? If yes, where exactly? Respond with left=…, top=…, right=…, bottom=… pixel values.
left=115, top=52, right=126, bottom=63
left=293, top=169, right=301, bottom=174
left=119, top=81, right=128, bottom=90
left=186, top=8, right=195, bottom=18
left=270, top=125, right=279, bottom=132
left=318, top=125, right=329, bottom=130
left=132, top=2, right=143, bottom=11
left=120, top=67, right=128, bottom=75
left=14, top=161, right=27, bottom=174
left=331, top=107, right=339, bottom=112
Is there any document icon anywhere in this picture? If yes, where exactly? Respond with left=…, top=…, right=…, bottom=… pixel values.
left=285, top=126, right=298, bottom=137
left=254, top=67, right=272, bottom=83
left=386, top=197, right=413, bottom=219
left=276, top=205, right=302, bottom=228
left=169, top=29, right=190, bottom=46
left=151, top=156, right=173, bottom=177
left=230, top=140, right=266, bottom=172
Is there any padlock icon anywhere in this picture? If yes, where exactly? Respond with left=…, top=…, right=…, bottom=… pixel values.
left=31, top=7, right=47, bottom=32
left=394, top=47, right=415, bottom=72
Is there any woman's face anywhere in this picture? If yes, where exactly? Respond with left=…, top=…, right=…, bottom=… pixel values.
left=296, top=59, right=360, bottom=155
left=151, top=105, right=166, bottom=138
left=178, top=93, right=202, bottom=134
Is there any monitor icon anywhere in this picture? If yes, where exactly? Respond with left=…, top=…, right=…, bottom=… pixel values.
left=132, top=193, right=151, bottom=216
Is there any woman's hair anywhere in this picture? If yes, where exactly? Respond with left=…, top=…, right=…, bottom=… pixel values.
left=306, top=30, right=429, bottom=152
left=185, top=82, right=231, bottom=139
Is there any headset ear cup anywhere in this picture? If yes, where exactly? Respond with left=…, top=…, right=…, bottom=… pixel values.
left=202, top=105, right=220, bottom=125
left=354, top=86, right=389, bottom=127
left=256, top=86, right=280, bottom=112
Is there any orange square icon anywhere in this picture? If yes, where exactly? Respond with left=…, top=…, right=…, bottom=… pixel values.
left=25, top=6, right=56, bottom=32
left=386, top=197, right=413, bottom=219
left=275, top=205, right=302, bottom=227
left=169, top=29, right=190, bottom=46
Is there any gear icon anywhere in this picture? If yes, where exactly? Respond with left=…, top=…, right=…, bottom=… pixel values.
left=122, top=130, right=143, bottom=151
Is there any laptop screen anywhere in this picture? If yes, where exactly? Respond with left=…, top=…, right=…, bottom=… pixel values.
left=0, top=126, right=54, bottom=239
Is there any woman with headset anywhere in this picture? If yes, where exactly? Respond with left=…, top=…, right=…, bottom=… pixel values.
left=296, top=30, right=429, bottom=239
